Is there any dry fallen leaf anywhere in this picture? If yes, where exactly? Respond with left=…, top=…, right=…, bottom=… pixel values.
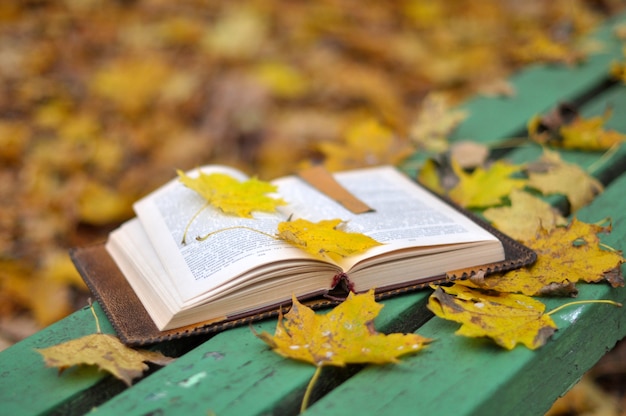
left=428, top=284, right=557, bottom=350
left=408, top=93, right=468, bottom=153
left=277, top=218, right=381, bottom=262
left=465, top=219, right=625, bottom=297
left=483, top=189, right=567, bottom=241
left=527, top=149, right=603, bottom=212
left=255, top=289, right=430, bottom=411
left=559, top=112, right=626, bottom=151
left=256, top=290, right=431, bottom=366
left=37, top=333, right=174, bottom=386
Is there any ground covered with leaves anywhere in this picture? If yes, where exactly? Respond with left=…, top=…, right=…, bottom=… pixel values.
left=2, top=0, right=626, bottom=412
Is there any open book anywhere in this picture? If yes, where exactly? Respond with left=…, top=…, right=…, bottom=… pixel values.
left=72, top=165, right=535, bottom=345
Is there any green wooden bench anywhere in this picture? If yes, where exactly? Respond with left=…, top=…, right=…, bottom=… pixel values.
left=4, top=12, right=626, bottom=416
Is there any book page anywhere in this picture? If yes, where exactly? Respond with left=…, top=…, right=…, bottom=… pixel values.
left=273, top=165, right=500, bottom=270
left=133, top=165, right=317, bottom=303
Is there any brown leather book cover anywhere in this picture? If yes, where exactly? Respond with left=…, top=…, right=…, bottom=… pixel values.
left=70, top=214, right=536, bottom=346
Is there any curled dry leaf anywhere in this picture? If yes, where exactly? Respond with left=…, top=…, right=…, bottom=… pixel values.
left=37, top=333, right=174, bottom=386
left=464, top=219, right=625, bottom=297
left=428, top=284, right=557, bottom=350
left=527, top=149, right=603, bottom=212
left=483, top=189, right=567, bottom=241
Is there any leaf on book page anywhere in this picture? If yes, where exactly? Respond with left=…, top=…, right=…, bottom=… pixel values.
left=483, top=189, right=567, bottom=242
left=448, top=159, right=527, bottom=208
left=464, top=219, right=625, bottom=297
left=177, top=170, right=286, bottom=217
left=427, top=284, right=557, bottom=350
left=255, top=290, right=431, bottom=366
left=277, top=218, right=382, bottom=261
left=36, top=333, right=174, bottom=386
left=526, top=149, right=603, bottom=212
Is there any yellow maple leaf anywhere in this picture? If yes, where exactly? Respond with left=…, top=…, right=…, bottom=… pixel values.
left=448, top=160, right=527, bottom=208
left=178, top=170, right=286, bottom=218
left=428, top=284, right=557, bottom=350
left=527, top=149, right=603, bottom=212
left=464, top=219, right=625, bottom=297
left=277, top=218, right=381, bottom=262
left=255, top=290, right=430, bottom=410
left=257, top=290, right=430, bottom=365
left=483, top=189, right=567, bottom=241
left=37, top=333, right=174, bottom=386
left=317, top=118, right=413, bottom=172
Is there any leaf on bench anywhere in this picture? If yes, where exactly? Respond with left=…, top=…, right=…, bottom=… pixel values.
left=527, top=149, right=603, bottom=212
left=464, top=219, right=625, bottom=297
left=483, top=189, right=567, bottom=241
left=254, top=289, right=431, bottom=367
left=428, top=284, right=557, bottom=350
left=36, top=333, right=174, bottom=386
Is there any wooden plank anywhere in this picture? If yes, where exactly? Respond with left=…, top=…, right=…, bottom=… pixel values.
left=0, top=303, right=118, bottom=416
left=306, top=171, right=626, bottom=416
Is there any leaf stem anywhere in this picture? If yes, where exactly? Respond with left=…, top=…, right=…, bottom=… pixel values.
left=196, top=226, right=277, bottom=242
left=182, top=202, right=210, bottom=244
left=547, top=299, right=622, bottom=316
left=89, top=298, right=102, bottom=334
left=301, top=366, right=323, bottom=413
left=587, top=143, right=619, bottom=176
